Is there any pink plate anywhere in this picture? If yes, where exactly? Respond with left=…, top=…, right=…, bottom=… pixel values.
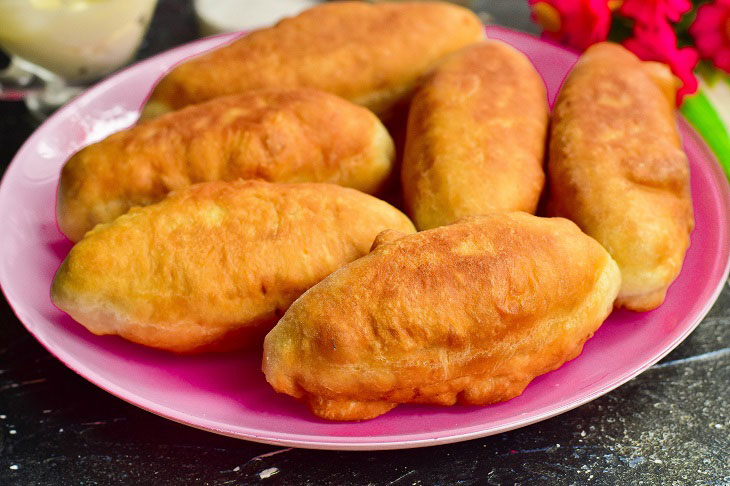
left=1, top=27, right=729, bottom=450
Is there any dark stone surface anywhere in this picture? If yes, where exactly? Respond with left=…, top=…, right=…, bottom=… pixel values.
left=1, top=287, right=728, bottom=485
left=0, top=1, right=728, bottom=485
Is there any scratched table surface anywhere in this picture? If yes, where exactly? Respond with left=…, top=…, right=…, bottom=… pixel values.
left=1, top=1, right=729, bottom=485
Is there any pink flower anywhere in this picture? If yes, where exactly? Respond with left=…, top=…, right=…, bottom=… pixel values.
left=623, top=20, right=699, bottom=103
left=690, top=0, right=730, bottom=73
left=529, top=0, right=612, bottom=51
left=619, top=0, right=692, bottom=23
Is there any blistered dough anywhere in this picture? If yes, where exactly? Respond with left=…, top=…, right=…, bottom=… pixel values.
left=547, top=42, right=693, bottom=311
left=402, top=41, right=548, bottom=230
left=263, top=213, right=620, bottom=420
left=140, top=1, right=485, bottom=119
left=58, top=89, right=394, bottom=241
left=52, top=180, right=415, bottom=353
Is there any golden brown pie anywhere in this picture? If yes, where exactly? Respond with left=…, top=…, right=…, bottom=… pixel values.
left=402, top=40, right=549, bottom=230
left=52, top=180, right=415, bottom=353
left=263, top=213, right=620, bottom=420
left=140, top=1, right=485, bottom=120
left=58, top=88, right=394, bottom=241
left=546, top=42, right=693, bottom=311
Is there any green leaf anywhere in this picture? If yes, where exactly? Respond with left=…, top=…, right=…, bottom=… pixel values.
left=608, top=15, right=633, bottom=43
left=681, top=92, right=730, bottom=181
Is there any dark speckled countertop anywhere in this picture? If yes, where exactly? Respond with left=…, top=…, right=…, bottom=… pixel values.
left=1, top=1, right=728, bottom=484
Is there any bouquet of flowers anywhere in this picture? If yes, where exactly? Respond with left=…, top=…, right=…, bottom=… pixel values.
left=528, top=0, right=730, bottom=177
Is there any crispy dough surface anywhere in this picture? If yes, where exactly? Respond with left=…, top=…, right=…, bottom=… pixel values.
left=402, top=41, right=549, bottom=230
left=58, top=88, right=394, bottom=242
left=546, top=42, right=693, bottom=311
left=263, top=213, right=620, bottom=421
left=51, top=180, right=415, bottom=353
left=141, top=1, right=484, bottom=119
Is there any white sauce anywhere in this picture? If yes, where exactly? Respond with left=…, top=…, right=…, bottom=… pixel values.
left=194, top=0, right=319, bottom=35
left=0, top=0, right=157, bottom=81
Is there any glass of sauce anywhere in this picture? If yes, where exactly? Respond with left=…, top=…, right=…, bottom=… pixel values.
left=0, top=0, right=158, bottom=119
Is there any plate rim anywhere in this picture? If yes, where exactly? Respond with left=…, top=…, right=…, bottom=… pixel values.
left=1, top=26, right=729, bottom=451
